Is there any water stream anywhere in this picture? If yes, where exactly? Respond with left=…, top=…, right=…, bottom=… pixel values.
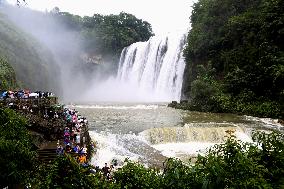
left=72, top=31, right=283, bottom=168
left=69, top=103, right=283, bottom=168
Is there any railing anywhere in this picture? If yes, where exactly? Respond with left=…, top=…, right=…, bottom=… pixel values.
left=0, top=97, right=58, bottom=107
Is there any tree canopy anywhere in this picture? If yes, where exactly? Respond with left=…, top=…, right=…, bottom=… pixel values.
left=0, top=57, right=17, bottom=90
left=182, top=0, right=284, bottom=118
left=51, top=11, right=153, bottom=60
left=0, top=107, right=37, bottom=188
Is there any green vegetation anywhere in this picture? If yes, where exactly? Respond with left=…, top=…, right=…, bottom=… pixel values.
left=111, top=132, right=284, bottom=188
left=34, top=155, right=114, bottom=189
left=80, top=12, right=153, bottom=56
left=0, top=13, right=60, bottom=91
left=51, top=10, right=153, bottom=70
left=1, top=106, right=284, bottom=188
left=0, top=57, right=17, bottom=90
left=32, top=131, right=284, bottom=188
left=182, top=0, right=284, bottom=118
left=114, top=159, right=161, bottom=189
left=0, top=107, right=37, bottom=188
left=0, top=8, right=153, bottom=91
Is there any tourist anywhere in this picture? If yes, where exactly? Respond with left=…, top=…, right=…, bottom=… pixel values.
left=81, top=144, right=87, bottom=154
left=54, top=112, right=59, bottom=119
left=65, top=144, right=72, bottom=153
left=75, top=134, right=80, bottom=144
left=78, top=154, right=87, bottom=164
left=73, top=144, right=80, bottom=153
left=102, top=163, right=110, bottom=179
left=56, top=145, right=64, bottom=155
left=64, top=137, right=70, bottom=146
left=109, top=164, right=115, bottom=180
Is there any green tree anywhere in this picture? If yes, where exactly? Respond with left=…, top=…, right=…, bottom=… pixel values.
left=50, top=11, right=153, bottom=73
left=114, top=159, right=161, bottom=189
left=0, top=57, right=17, bottom=90
left=34, top=155, right=117, bottom=189
left=183, top=0, right=284, bottom=118
left=0, top=107, right=37, bottom=188
left=81, top=12, right=153, bottom=56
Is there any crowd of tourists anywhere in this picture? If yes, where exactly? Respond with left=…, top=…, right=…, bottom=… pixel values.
left=1, top=89, right=118, bottom=180
left=0, top=90, right=54, bottom=99
left=56, top=107, right=117, bottom=180
left=56, top=107, right=90, bottom=166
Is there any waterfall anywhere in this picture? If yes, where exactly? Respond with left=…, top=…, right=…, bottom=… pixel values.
left=117, top=32, right=187, bottom=102
left=141, top=126, right=252, bottom=144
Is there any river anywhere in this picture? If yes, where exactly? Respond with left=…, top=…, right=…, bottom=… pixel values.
left=68, top=103, right=283, bottom=168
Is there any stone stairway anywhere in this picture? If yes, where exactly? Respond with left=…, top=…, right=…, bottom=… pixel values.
left=37, top=141, right=59, bottom=164
left=38, top=148, right=57, bottom=164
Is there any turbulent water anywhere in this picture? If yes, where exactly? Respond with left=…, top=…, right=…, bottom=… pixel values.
left=74, top=32, right=284, bottom=168
left=69, top=103, right=283, bottom=167
left=117, top=32, right=187, bottom=102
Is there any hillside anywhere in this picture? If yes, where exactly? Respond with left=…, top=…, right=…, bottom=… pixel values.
left=0, top=13, right=60, bottom=92
left=0, top=6, right=153, bottom=100
left=0, top=57, right=17, bottom=89
left=182, top=0, right=284, bottom=118
left=52, top=11, right=154, bottom=74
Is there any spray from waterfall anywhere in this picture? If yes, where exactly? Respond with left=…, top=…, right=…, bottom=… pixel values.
left=84, top=31, right=187, bottom=102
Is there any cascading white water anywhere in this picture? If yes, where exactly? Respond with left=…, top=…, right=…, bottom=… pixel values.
left=73, top=104, right=283, bottom=167
left=82, top=32, right=187, bottom=102
left=117, top=32, right=187, bottom=102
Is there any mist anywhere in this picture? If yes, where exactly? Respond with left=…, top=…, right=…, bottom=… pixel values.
left=81, top=77, right=173, bottom=103
left=81, top=32, right=187, bottom=103
left=0, top=3, right=187, bottom=103
left=1, top=3, right=117, bottom=102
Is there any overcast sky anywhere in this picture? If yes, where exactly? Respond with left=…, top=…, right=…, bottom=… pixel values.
left=7, top=0, right=196, bottom=34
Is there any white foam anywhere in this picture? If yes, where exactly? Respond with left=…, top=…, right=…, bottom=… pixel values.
left=184, top=122, right=240, bottom=127
left=152, top=142, right=216, bottom=157
left=245, top=115, right=283, bottom=130
left=235, top=131, right=253, bottom=143
left=89, top=131, right=142, bottom=168
left=150, top=129, right=253, bottom=159
left=69, top=104, right=159, bottom=110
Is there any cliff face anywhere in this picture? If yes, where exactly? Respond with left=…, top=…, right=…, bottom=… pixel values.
left=0, top=13, right=60, bottom=92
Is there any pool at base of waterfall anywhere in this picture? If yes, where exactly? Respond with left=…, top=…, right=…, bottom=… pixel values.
left=68, top=103, right=283, bottom=168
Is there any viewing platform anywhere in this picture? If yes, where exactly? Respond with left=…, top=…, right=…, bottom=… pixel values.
left=0, top=97, right=58, bottom=108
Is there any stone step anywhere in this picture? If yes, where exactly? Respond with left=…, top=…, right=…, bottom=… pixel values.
left=37, top=149, right=57, bottom=163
